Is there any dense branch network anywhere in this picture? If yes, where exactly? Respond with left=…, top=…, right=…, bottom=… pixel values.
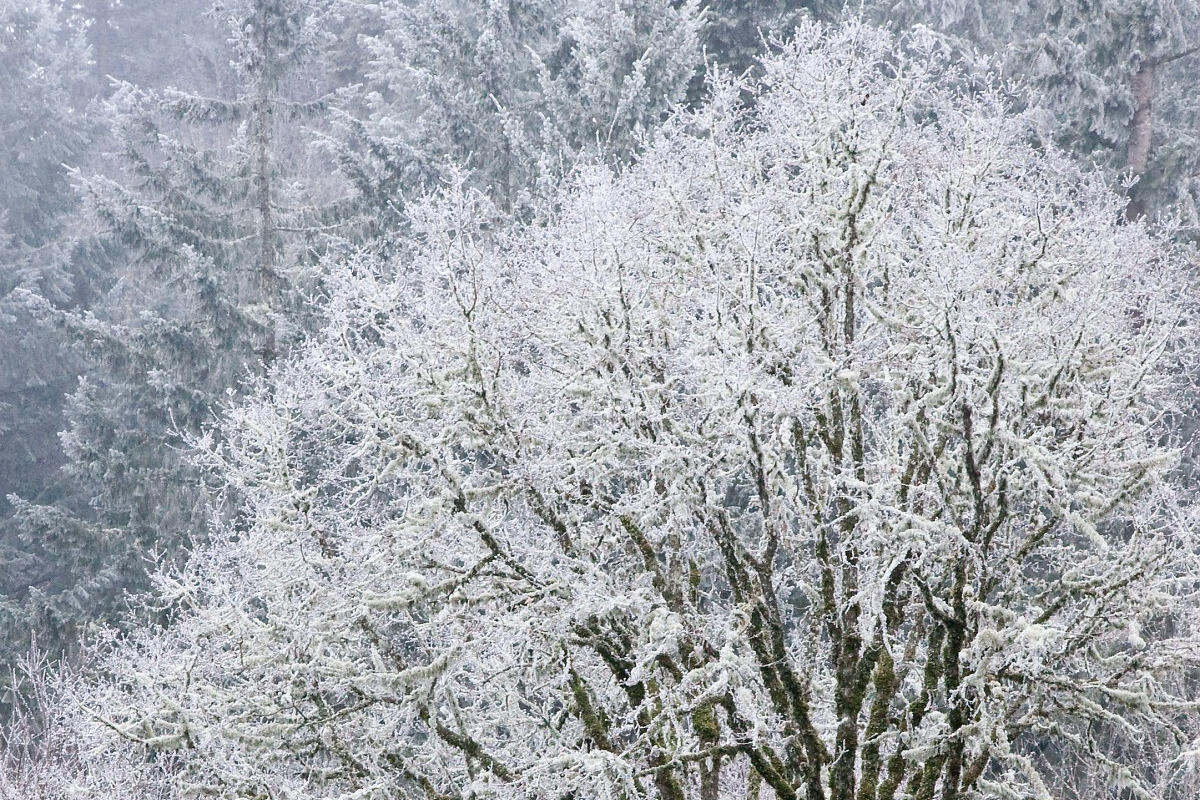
left=23, top=19, right=1200, bottom=800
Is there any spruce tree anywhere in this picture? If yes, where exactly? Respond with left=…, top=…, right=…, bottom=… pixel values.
left=0, top=0, right=344, bottom=678
left=0, top=0, right=92, bottom=601
left=0, top=0, right=92, bottom=511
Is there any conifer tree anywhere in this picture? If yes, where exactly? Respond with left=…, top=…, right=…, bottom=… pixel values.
left=0, top=0, right=92, bottom=508
left=869, top=0, right=1200, bottom=223
left=0, top=0, right=93, bottom=666
left=330, top=0, right=704, bottom=230
left=0, top=0, right=345, bottom=679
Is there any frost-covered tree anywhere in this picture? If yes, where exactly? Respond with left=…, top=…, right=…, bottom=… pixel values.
left=0, top=0, right=95, bottom=690
left=869, top=0, right=1200, bottom=223
left=330, top=0, right=704, bottom=229
left=0, top=648, right=174, bottom=798
left=0, top=0, right=91, bottom=515
left=50, top=21, right=1200, bottom=800
left=691, top=0, right=827, bottom=96
left=66, top=0, right=222, bottom=95
left=0, top=0, right=346, bottom=684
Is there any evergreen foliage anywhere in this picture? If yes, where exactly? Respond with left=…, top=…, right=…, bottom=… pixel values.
left=871, top=0, right=1200, bottom=223
left=328, top=0, right=704, bottom=229
left=0, top=0, right=94, bottom=675
left=0, top=0, right=345, bottom=684
left=0, top=0, right=92, bottom=515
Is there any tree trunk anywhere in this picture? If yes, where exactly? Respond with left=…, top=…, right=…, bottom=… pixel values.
left=254, top=4, right=277, bottom=364
left=1125, top=58, right=1155, bottom=221
left=88, top=0, right=116, bottom=90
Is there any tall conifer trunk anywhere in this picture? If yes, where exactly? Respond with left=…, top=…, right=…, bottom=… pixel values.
left=1125, top=58, right=1155, bottom=221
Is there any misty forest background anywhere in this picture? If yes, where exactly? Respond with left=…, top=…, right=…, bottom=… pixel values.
left=5, top=0, right=1200, bottom=797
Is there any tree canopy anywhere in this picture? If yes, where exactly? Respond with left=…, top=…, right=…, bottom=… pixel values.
left=34, top=21, right=1200, bottom=800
